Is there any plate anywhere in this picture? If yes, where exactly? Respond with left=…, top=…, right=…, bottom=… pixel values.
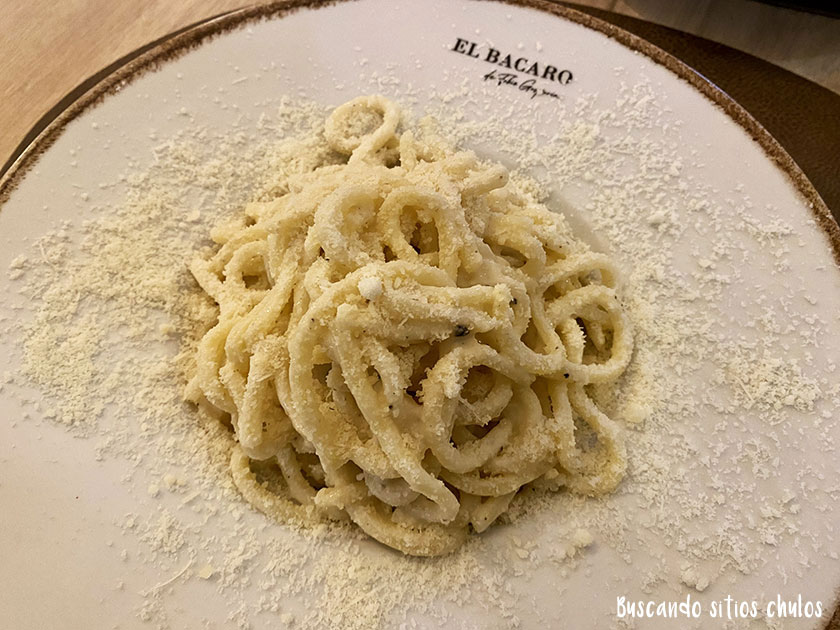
left=1, top=1, right=839, bottom=629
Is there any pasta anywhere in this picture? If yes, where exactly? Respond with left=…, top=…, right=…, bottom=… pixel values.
left=185, top=96, right=633, bottom=556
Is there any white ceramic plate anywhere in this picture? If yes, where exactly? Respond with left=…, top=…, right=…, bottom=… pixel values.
left=1, top=1, right=839, bottom=629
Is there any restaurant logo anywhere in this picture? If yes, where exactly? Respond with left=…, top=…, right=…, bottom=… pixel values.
left=451, top=37, right=573, bottom=100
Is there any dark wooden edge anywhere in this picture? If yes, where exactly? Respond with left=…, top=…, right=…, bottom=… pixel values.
left=0, top=0, right=837, bottom=625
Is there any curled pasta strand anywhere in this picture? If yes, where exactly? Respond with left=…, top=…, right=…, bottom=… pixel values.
left=325, top=95, right=400, bottom=163
left=187, top=97, right=633, bottom=556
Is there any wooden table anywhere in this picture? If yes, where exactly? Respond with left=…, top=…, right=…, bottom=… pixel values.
left=1, top=1, right=838, bottom=628
left=3, top=0, right=839, bottom=167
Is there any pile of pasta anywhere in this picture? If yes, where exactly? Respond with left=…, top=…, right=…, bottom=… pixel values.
left=186, top=96, right=633, bottom=556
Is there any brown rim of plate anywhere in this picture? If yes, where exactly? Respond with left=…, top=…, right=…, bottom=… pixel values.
left=1, top=1, right=839, bottom=623
left=3, top=0, right=840, bottom=271
left=1, top=0, right=840, bottom=268
left=1, top=0, right=839, bottom=265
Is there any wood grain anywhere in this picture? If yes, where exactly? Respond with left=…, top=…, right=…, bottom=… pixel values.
left=2, top=0, right=839, bottom=166
left=2, top=0, right=245, bottom=164
left=1, top=1, right=838, bottom=627
left=612, top=0, right=840, bottom=93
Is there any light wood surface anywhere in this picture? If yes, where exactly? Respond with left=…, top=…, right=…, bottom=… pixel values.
left=2, top=1, right=839, bottom=169
left=1, top=0, right=839, bottom=626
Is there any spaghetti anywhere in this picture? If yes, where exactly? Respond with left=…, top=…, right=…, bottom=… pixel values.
left=186, top=96, right=633, bottom=556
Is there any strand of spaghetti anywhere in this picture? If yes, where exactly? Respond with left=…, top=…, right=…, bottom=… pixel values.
left=186, top=96, right=634, bottom=556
